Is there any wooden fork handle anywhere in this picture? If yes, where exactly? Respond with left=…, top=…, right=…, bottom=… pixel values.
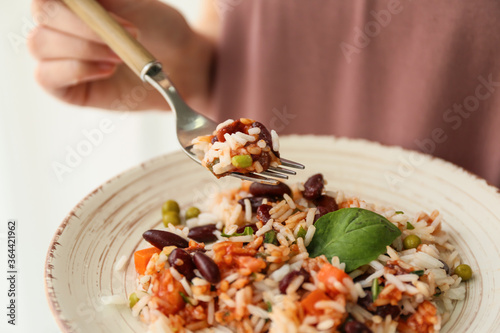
left=62, top=0, right=156, bottom=79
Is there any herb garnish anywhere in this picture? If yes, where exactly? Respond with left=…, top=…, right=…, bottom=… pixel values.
left=221, top=226, right=254, bottom=238
left=296, top=226, right=307, bottom=239
left=179, top=292, right=192, bottom=305
left=372, top=278, right=382, bottom=301
left=263, top=230, right=278, bottom=245
left=411, top=270, right=424, bottom=276
left=306, top=208, right=402, bottom=272
left=266, top=301, right=273, bottom=312
left=406, top=222, right=415, bottom=230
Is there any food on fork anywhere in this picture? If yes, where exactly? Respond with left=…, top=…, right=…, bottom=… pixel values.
left=192, top=118, right=281, bottom=178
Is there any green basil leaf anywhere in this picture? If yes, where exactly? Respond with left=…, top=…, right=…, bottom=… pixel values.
left=306, top=208, right=402, bottom=272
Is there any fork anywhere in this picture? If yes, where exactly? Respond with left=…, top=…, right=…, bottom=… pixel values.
left=62, top=0, right=304, bottom=185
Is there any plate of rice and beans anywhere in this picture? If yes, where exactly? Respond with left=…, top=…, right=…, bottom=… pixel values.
left=45, top=136, right=500, bottom=333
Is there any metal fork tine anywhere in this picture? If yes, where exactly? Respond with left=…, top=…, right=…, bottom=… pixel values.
left=280, top=158, right=305, bottom=169
left=260, top=170, right=289, bottom=180
left=268, top=166, right=297, bottom=175
left=230, top=172, right=280, bottom=185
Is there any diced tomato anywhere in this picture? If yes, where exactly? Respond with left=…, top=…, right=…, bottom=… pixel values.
left=317, top=263, right=351, bottom=293
left=300, top=289, right=331, bottom=316
left=234, top=256, right=266, bottom=274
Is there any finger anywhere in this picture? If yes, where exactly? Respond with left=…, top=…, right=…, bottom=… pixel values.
left=31, top=0, right=138, bottom=45
left=35, top=59, right=117, bottom=91
left=28, top=26, right=122, bottom=63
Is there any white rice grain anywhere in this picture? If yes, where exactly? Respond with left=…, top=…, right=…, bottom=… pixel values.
left=224, top=272, right=240, bottom=284
left=317, top=319, right=335, bottom=330
left=170, top=267, right=182, bottom=281
left=230, top=235, right=254, bottom=243
left=304, top=225, right=316, bottom=246
left=216, top=119, right=234, bottom=131
left=114, top=255, right=128, bottom=272
left=244, top=199, right=252, bottom=222
left=254, top=318, right=266, bottom=333
left=207, top=299, right=215, bottom=325
left=286, top=275, right=305, bottom=294
left=385, top=273, right=406, bottom=292
left=305, top=208, right=317, bottom=227
left=180, top=277, right=193, bottom=297
left=247, top=304, right=270, bottom=319
left=132, top=295, right=151, bottom=317
left=271, top=130, right=280, bottom=152
left=270, top=264, right=291, bottom=281
left=283, top=193, right=296, bottom=209
left=248, top=127, right=261, bottom=135
left=101, top=295, right=127, bottom=305
left=315, top=301, right=345, bottom=313
left=192, top=277, right=209, bottom=286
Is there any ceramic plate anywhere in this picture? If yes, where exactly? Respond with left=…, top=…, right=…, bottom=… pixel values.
left=45, top=136, right=500, bottom=332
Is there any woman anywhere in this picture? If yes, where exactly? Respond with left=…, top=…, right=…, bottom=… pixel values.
left=29, top=0, right=500, bottom=186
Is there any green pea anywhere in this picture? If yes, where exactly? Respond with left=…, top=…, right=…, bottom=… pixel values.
left=403, top=234, right=421, bottom=249
left=163, top=211, right=181, bottom=227
left=162, top=200, right=180, bottom=214
left=231, top=154, right=253, bottom=168
left=454, top=264, right=472, bottom=281
left=185, top=206, right=201, bottom=220
left=129, top=292, right=139, bottom=308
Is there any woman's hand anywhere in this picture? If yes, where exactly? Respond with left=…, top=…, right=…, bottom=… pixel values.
left=29, top=0, right=215, bottom=111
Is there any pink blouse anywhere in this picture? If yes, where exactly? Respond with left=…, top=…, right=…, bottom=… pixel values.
left=211, top=0, right=500, bottom=186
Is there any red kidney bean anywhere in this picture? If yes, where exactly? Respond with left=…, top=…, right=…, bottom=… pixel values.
left=279, top=269, right=310, bottom=294
left=143, top=230, right=189, bottom=249
left=313, top=206, right=329, bottom=223
left=216, top=119, right=246, bottom=142
left=253, top=151, right=271, bottom=170
left=193, top=252, right=221, bottom=284
left=357, top=290, right=373, bottom=311
left=249, top=182, right=292, bottom=198
left=236, top=224, right=258, bottom=234
left=252, top=122, right=277, bottom=154
left=302, top=174, right=324, bottom=200
left=314, top=195, right=338, bottom=212
left=375, top=304, right=400, bottom=319
left=238, top=197, right=265, bottom=212
left=314, top=195, right=338, bottom=222
left=344, top=320, right=371, bottom=333
left=188, top=224, right=218, bottom=243
left=257, top=204, right=272, bottom=223
left=168, top=248, right=196, bottom=280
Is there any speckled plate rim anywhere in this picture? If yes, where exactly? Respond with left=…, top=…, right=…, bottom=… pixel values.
left=44, top=135, right=500, bottom=332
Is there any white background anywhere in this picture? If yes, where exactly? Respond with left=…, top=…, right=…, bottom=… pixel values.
left=0, top=1, right=202, bottom=332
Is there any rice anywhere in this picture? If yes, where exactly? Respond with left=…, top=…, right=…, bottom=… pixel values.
left=114, top=255, right=128, bottom=272
left=130, top=174, right=469, bottom=333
